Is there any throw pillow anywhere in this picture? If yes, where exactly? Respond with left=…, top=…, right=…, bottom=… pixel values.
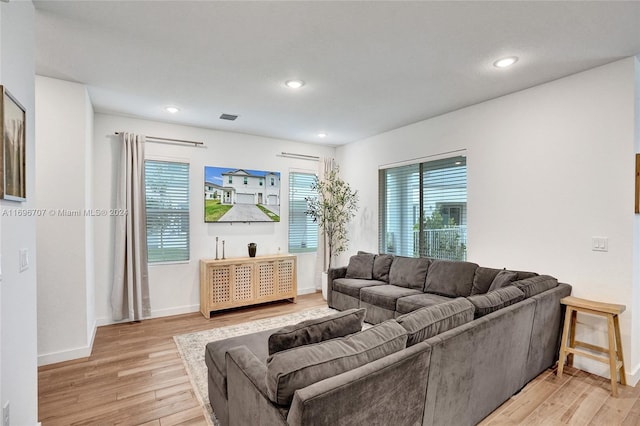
left=487, top=270, right=518, bottom=292
left=373, top=254, right=394, bottom=282
left=470, top=267, right=502, bottom=295
left=513, top=275, right=558, bottom=298
left=396, top=298, right=474, bottom=346
left=345, top=253, right=376, bottom=279
left=467, top=286, right=525, bottom=319
left=265, top=320, right=407, bottom=406
left=268, top=308, right=365, bottom=355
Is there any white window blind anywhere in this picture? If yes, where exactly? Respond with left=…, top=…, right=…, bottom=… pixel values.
left=289, top=172, right=318, bottom=253
left=145, top=160, right=190, bottom=263
left=379, top=156, right=467, bottom=260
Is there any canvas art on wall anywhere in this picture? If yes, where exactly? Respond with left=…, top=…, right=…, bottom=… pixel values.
left=1, top=86, right=26, bottom=201
left=204, top=166, right=281, bottom=222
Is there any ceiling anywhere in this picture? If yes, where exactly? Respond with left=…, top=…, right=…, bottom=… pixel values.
left=34, top=1, right=640, bottom=146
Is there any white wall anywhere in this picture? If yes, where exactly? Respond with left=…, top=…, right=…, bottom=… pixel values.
left=0, top=1, right=39, bottom=424
left=93, top=113, right=334, bottom=325
left=35, top=76, right=96, bottom=365
left=337, top=58, right=640, bottom=385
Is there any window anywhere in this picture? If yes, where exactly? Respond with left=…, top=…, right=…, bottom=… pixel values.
left=145, top=160, right=190, bottom=263
left=243, top=176, right=248, bottom=185
left=379, top=156, right=467, bottom=261
left=228, top=175, right=233, bottom=184
left=289, top=172, right=318, bottom=253
left=260, top=178, right=263, bottom=186
left=271, top=177, right=275, bottom=186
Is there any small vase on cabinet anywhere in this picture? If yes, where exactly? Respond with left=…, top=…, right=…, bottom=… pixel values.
left=248, top=242, right=257, bottom=257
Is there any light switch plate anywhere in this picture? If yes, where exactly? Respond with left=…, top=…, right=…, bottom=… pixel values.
left=592, top=237, right=608, bottom=252
left=19, top=248, right=29, bottom=272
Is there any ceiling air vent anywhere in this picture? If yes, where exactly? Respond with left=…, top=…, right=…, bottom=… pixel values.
left=220, top=113, right=238, bottom=121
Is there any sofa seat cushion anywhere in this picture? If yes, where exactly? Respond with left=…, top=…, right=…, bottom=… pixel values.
left=425, top=259, right=479, bottom=297
left=396, top=293, right=453, bottom=314
left=389, top=256, right=430, bottom=289
left=467, top=286, right=525, bottom=318
left=513, top=275, right=558, bottom=298
left=205, top=327, right=275, bottom=398
left=360, top=285, right=423, bottom=311
left=265, top=320, right=408, bottom=406
left=396, top=298, right=475, bottom=346
left=333, top=278, right=386, bottom=298
left=268, top=308, right=366, bottom=355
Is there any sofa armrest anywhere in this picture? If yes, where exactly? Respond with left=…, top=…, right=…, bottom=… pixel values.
left=287, top=342, right=432, bottom=426
left=327, top=266, right=347, bottom=308
left=226, top=346, right=287, bottom=426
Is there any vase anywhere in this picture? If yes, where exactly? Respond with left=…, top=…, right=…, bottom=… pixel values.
left=248, top=243, right=257, bottom=257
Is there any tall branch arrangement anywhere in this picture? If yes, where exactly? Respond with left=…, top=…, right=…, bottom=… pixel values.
left=305, top=167, right=359, bottom=271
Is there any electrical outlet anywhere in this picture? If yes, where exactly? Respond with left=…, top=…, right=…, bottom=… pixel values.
left=3, top=400, right=10, bottom=426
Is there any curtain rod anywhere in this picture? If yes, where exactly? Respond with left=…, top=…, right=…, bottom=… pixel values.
left=278, top=152, right=320, bottom=161
left=115, top=132, right=204, bottom=146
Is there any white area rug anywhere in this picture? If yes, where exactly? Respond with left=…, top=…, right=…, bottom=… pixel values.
left=173, top=307, right=336, bottom=425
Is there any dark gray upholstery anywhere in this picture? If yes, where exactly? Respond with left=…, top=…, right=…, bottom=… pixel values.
left=513, top=275, right=558, bottom=298
left=524, top=283, right=572, bottom=383
left=470, top=267, right=502, bottom=295
left=205, top=328, right=275, bottom=426
left=331, top=291, right=360, bottom=311
left=360, top=301, right=396, bottom=324
left=388, top=256, right=430, bottom=289
left=287, top=342, right=432, bottom=426
left=373, top=254, right=394, bottom=282
left=265, top=320, right=407, bottom=406
left=467, top=286, right=525, bottom=318
left=396, top=293, right=452, bottom=314
left=424, top=259, right=478, bottom=297
left=487, top=270, right=518, bottom=292
left=360, top=285, right=423, bottom=311
left=332, top=278, right=385, bottom=298
left=267, top=308, right=365, bottom=355
left=327, top=266, right=347, bottom=308
left=396, top=298, right=474, bottom=346
left=423, top=299, right=537, bottom=426
left=226, top=342, right=433, bottom=426
left=345, top=253, right=375, bottom=279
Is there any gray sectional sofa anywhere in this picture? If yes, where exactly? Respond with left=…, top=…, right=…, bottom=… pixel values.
left=205, top=252, right=571, bottom=426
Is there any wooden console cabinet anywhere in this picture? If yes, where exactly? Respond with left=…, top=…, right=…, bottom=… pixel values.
left=199, top=254, right=297, bottom=318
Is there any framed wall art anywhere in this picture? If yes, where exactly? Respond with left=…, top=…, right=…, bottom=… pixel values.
left=1, top=86, right=26, bottom=201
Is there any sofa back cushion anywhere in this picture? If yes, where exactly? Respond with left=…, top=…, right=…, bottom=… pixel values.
left=513, top=275, right=558, bottom=298
left=425, top=260, right=479, bottom=297
left=389, top=256, right=430, bottom=289
left=470, top=267, right=502, bottom=295
left=373, top=254, right=394, bottom=282
left=265, top=320, right=407, bottom=406
left=467, top=286, right=525, bottom=318
left=396, top=298, right=474, bottom=346
left=345, top=254, right=376, bottom=279
left=268, top=308, right=366, bottom=355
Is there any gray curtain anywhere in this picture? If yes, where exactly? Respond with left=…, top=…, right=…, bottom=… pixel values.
left=314, top=157, right=336, bottom=289
left=111, top=132, right=151, bottom=321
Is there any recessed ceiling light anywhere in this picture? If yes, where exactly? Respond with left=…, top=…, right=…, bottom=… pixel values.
left=285, top=80, right=305, bottom=89
left=317, top=132, right=327, bottom=138
left=493, top=56, right=519, bottom=69
left=165, top=106, right=180, bottom=114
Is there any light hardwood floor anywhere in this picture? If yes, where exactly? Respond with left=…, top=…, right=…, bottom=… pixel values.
left=38, top=293, right=639, bottom=426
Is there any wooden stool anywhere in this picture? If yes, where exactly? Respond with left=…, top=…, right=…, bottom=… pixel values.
left=557, top=296, right=626, bottom=396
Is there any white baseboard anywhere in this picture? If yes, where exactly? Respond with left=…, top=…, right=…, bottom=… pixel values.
left=38, top=320, right=98, bottom=366
left=574, top=358, right=640, bottom=387
left=297, top=287, right=317, bottom=296
left=96, top=303, right=200, bottom=327
left=38, top=343, right=93, bottom=366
